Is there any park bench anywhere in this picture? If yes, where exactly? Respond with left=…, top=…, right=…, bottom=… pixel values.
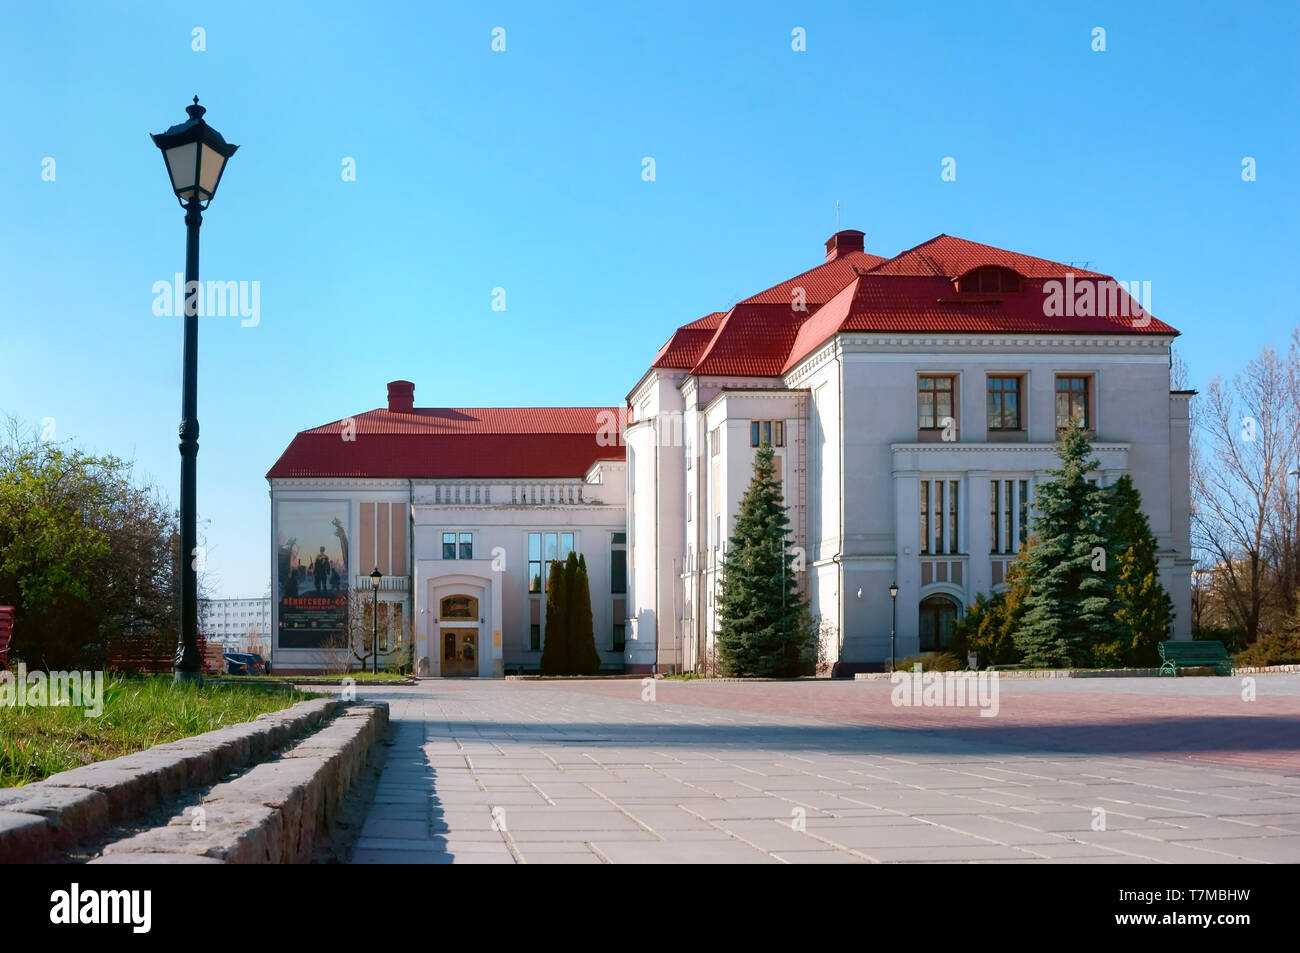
left=1158, top=640, right=1234, bottom=676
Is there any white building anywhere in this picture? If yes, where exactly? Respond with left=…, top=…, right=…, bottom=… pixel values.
left=268, top=230, right=1192, bottom=675
left=267, top=390, right=627, bottom=675
left=627, top=231, right=1192, bottom=673
left=200, top=596, right=272, bottom=652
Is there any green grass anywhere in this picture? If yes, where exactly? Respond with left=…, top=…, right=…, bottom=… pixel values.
left=266, top=671, right=411, bottom=683
left=0, top=675, right=314, bottom=788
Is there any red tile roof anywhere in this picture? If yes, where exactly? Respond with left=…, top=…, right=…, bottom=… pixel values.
left=865, top=234, right=1104, bottom=278
left=267, top=407, right=624, bottom=479
left=651, top=312, right=726, bottom=369
left=690, top=304, right=805, bottom=377
left=740, top=250, right=888, bottom=305
left=668, top=233, right=1175, bottom=378
left=782, top=272, right=1174, bottom=372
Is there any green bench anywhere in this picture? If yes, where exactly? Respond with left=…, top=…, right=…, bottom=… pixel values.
left=1158, top=640, right=1234, bottom=676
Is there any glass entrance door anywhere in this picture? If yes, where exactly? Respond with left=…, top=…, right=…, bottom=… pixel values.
left=441, top=628, right=478, bottom=676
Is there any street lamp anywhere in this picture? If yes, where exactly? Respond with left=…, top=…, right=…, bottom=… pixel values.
left=370, top=568, right=382, bottom=675
left=152, top=97, right=238, bottom=685
left=888, top=581, right=899, bottom=674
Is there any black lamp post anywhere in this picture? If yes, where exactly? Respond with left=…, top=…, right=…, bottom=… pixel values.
left=889, top=581, right=899, bottom=674
left=152, top=98, right=238, bottom=685
left=370, top=568, right=382, bottom=674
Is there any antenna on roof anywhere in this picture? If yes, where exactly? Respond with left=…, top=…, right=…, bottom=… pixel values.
left=835, top=199, right=841, bottom=231
left=1066, top=260, right=1092, bottom=270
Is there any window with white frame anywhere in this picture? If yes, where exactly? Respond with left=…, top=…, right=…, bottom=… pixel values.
left=990, top=479, right=1032, bottom=554
left=528, top=531, right=575, bottom=594
left=750, top=420, right=784, bottom=447
left=442, top=532, right=473, bottom=560
left=918, top=376, right=957, bottom=432
left=920, top=479, right=961, bottom=554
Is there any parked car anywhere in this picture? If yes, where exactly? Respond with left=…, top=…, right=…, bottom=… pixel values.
left=223, top=653, right=265, bottom=675
left=246, top=653, right=270, bottom=676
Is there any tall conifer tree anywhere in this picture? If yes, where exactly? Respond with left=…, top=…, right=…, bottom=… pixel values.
left=1015, top=428, right=1123, bottom=666
left=540, top=559, right=568, bottom=675
left=569, top=554, right=601, bottom=675
left=716, top=443, right=808, bottom=676
left=1102, top=475, right=1174, bottom=666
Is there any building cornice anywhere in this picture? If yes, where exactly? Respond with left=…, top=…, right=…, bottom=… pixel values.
left=891, top=442, right=1131, bottom=453
left=784, top=332, right=1174, bottom=385
left=701, top=388, right=809, bottom=415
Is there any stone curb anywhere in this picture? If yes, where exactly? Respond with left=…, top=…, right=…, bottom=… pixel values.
left=0, top=697, right=340, bottom=863
left=93, top=702, right=389, bottom=864
left=854, top=664, right=1300, bottom=680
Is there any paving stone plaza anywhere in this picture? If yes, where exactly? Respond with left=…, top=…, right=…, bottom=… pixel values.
left=345, top=677, right=1300, bottom=864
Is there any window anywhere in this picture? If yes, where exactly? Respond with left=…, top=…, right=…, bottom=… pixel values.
left=710, top=426, right=721, bottom=456
left=921, top=479, right=960, bottom=554
left=750, top=420, right=785, bottom=447
left=527, top=532, right=575, bottom=591
left=530, top=624, right=541, bottom=652
left=921, top=480, right=929, bottom=553
left=440, top=596, right=478, bottom=619
left=990, top=479, right=1032, bottom=554
left=958, top=267, right=1020, bottom=294
left=1055, top=376, right=1090, bottom=430
left=918, top=376, right=955, bottom=430
left=528, top=532, right=542, bottom=592
left=1018, top=479, right=1030, bottom=545
left=986, top=377, right=1022, bottom=431
left=613, top=624, right=626, bottom=651
left=442, top=532, right=473, bottom=560
left=611, top=549, right=627, bottom=594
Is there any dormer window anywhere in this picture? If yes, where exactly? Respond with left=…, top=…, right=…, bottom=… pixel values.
left=957, top=267, right=1020, bottom=294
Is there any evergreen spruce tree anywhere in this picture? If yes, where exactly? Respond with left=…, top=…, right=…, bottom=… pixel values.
left=569, top=554, right=601, bottom=675
left=561, top=552, right=580, bottom=673
left=1102, top=475, right=1174, bottom=666
left=715, top=443, right=808, bottom=676
left=1015, top=428, right=1123, bottom=666
left=539, top=559, right=568, bottom=675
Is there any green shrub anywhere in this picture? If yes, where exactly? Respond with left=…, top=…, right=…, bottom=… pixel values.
left=893, top=652, right=965, bottom=672
left=949, top=589, right=1023, bottom=669
left=1235, top=630, right=1300, bottom=667
left=1195, top=626, right=1248, bottom=653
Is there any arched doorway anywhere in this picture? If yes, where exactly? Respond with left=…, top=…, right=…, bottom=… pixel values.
left=918, top=595, right=960, bottom=652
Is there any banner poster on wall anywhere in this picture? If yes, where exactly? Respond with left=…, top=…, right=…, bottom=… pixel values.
left=276, top=501, right=349, bottom=649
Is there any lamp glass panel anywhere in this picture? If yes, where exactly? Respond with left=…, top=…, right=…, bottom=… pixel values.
left=198, top=143, right=226, bottom=197
left=166, top=142, right=198, bottom=195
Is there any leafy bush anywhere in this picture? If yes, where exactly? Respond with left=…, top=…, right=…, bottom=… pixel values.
left=949, top=589, right=1023, bottom=669
left=1235, top=630, right=1300, bottom=667
left=1195, top=626, right=1248, bottom=653
left=893, top=652, right=965, bottom=672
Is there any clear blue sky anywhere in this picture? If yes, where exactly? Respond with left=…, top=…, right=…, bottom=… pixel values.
left=1, top=1, right=1296, bottom=598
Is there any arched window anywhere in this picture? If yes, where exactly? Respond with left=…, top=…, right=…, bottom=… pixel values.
left=440, top=595, right=479, bottom=619
left=919, top=595, right=960, bottom=651
left=957, top=267, right=1020, bottom=294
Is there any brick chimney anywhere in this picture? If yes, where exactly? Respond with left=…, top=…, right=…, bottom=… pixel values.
left=825, top=229, right=865, bottom=262
left=387, top=380, right=415, bottom=413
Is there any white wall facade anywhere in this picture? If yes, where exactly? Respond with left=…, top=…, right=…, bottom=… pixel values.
left=269, top=464, right=627, bottom=675
left=625, top=331, right=1193, bottom=671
